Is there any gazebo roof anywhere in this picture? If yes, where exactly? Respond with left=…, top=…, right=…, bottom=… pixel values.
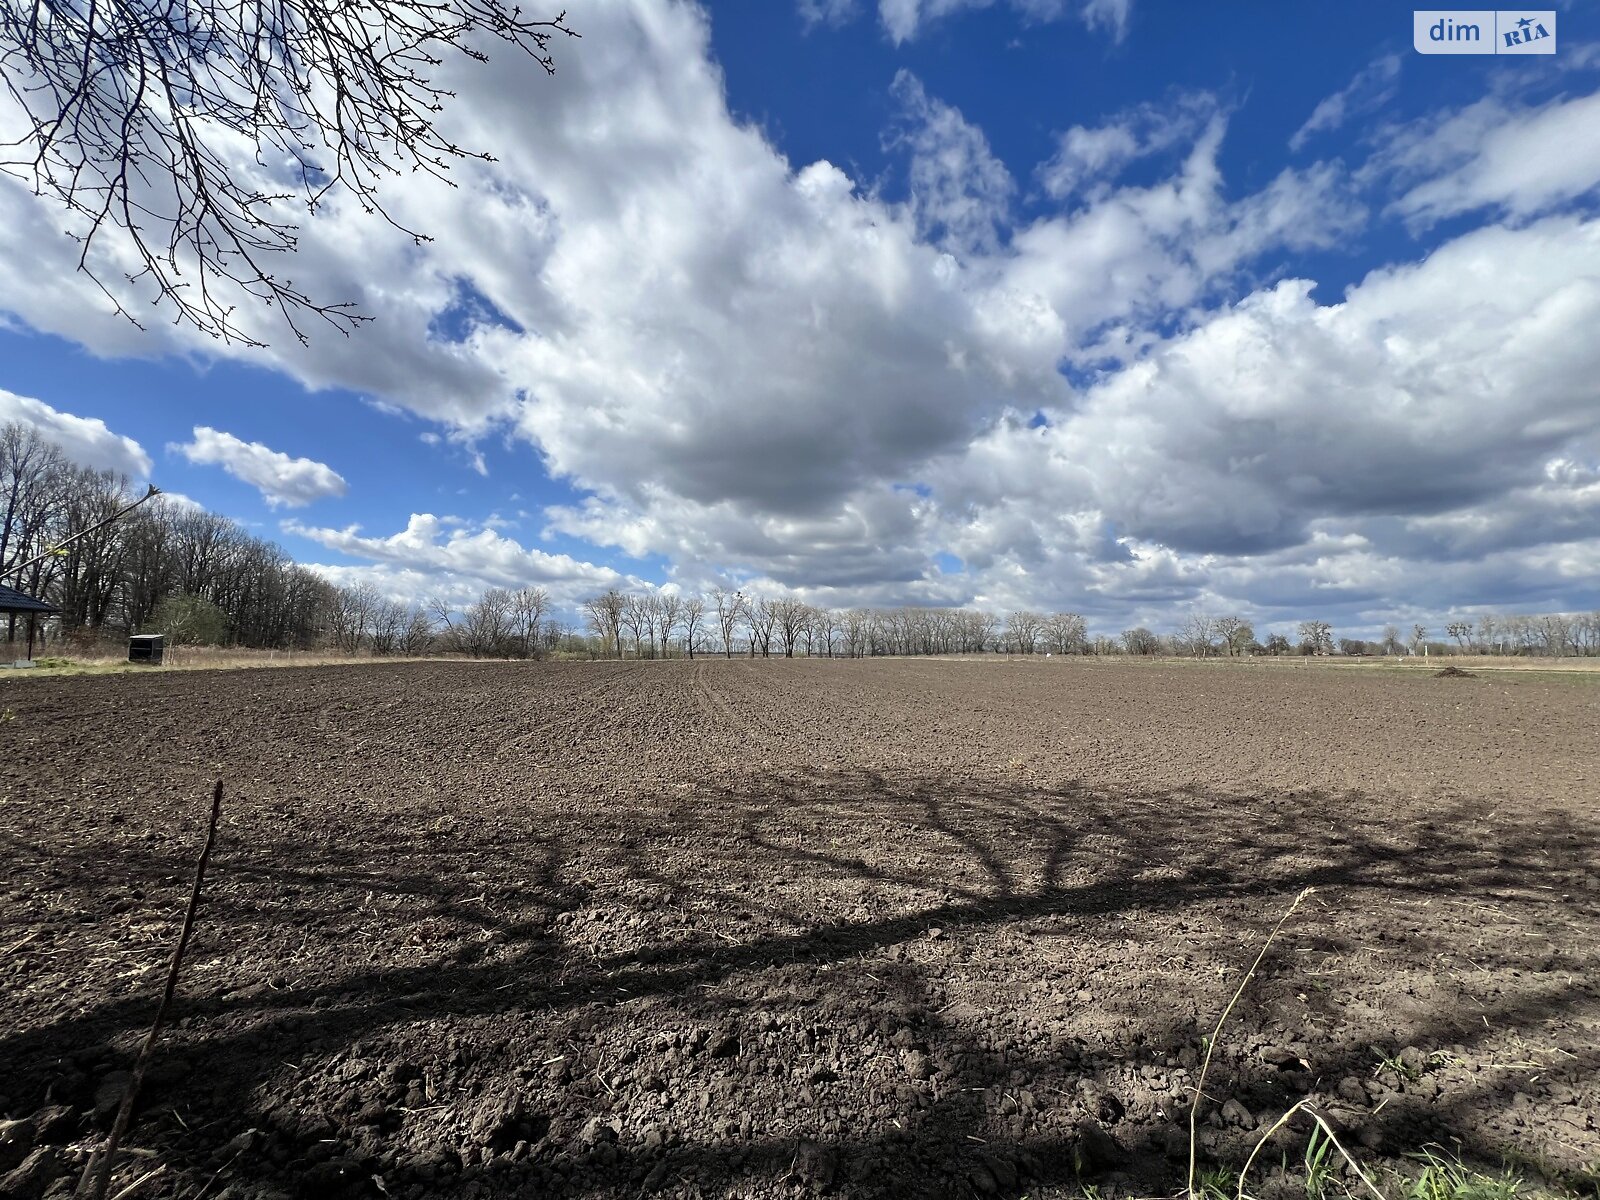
left=0, top=584, right=60, bottom=615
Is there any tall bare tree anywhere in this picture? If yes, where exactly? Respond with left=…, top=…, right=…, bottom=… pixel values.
left=712, top=587, right=744, bottom=659
left=1535, top=613, right=1573, bottom=657
left=679, top=596, right=706, bottom=659
left=1178, top=612, right=1218, bottom=658
left=1004, top=610, right=1043, bottom=655
left=621, top=593, right=653, bottom=658
left=770, top=596, right=809, bottom=658
left=1475, top=614, right=1498, bottom=654
left=653, top=592, right=682, bottom=660
left=512, top=586, right=549, bottom=658
left=813, top=606, right=840, bottom=657
left=1121, top=627, right=1159, bottom=656
left=1041, top=611, right=1087, bottom=656
left=1214, top=615, right=1255, bottom=657
left=0, top=423, right=67, bottom=578
left=330, top=581, right=380, bottom=652
left=460, top=586, right=512, bottom=655
left=745, top=595, right=776, bottom=658
left=581, top=590, right=624, bottom=659
left=399, top=606, right=435, bottom=656
left=842, top=607, right=870, bottom=658
left=1297, top=620, right=1334, bottom=655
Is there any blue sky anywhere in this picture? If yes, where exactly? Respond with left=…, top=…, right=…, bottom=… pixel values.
left=1, top=0, right=1598, bottom=636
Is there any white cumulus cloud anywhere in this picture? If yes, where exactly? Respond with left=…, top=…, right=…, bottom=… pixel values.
left=285, top=513, right=646, bottom=610
left=0, top=390, right=153, bottom=478
left=173, top=427, right=348, bottom=508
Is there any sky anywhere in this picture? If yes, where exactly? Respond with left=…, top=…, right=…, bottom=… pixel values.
left=1, top=0, right=1598, bottom=638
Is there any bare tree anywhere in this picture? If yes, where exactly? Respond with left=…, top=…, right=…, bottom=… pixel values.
left=1577, top=612, right=1600, bottom=656
left=653, top=592, right=682, bottom=660
left=1179, top=612, right=1218, bottom=658
left=679, top=596, right=706, bottom=659
left=1501, top=613, right=1535, bottom=655
left=1003, top=610, right=1043, bottom=655
left=1041, top=611, right=1087, bottom=656
left=1408, top=623, right=1427, bottom=656
left=399, top=606, right=435, bottom=656
left=1214, top=615, right=1255, bottom=657
left=0, top=422, right=68, bottom=579
left=842, top=607, right=870, bottom=658
left=813, top=606, right=840, bottom=658
left=0, top=0, right=575, bottom=345
left=1297, top=620, right=1333, bottom=656
left=329, top=581, right=380, bottom=652
left=962, top=610, right=995, bottom=654
left=1475, top=614, right=1499, bottom=655
left=581, top=589, right=624, bottom=659
left=511, top=586, right=549, bottom=658
left=1121, top=627, right=1159, bottom=656
left=621, top=593, right=653, bottom=658
left=1535, top=613, right=1573, bottom=657
left=368, top=597, right=407, bottom=654
left=744, top=595, right=776, bottom=658
left=770, top=596, right=809, bottom=658
left=797, top=605, right=819, bottom=656
left=1445, top=621, right=1473, bottom=654
left=712, top=587, right=744, bottom=659
left=461, top=586, right=512, bottom=655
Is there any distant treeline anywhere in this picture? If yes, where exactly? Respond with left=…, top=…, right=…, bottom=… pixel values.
left=569, top=593, right=1600, bottom=660
left=7, top=422, right=1597, bottom=658
left=3, top=423, right=339, bottom=647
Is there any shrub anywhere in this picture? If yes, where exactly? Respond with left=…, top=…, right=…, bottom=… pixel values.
left=148, top=594, right=229, bottom=646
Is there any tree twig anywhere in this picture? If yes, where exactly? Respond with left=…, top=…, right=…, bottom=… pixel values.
left=12, top=484, right=161, bottom=578
left=78, top=778, right=225, bottom=1200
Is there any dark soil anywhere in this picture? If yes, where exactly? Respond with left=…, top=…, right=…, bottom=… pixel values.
left=1, top=659, right=1596, bottom=1198
left=1434, top=666, right=1479, bottom=678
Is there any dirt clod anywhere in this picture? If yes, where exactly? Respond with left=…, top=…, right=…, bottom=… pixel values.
left=1073, top=1118, right=1130, bottom=1169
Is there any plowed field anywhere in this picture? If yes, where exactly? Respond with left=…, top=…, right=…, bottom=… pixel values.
left=1, top=659, right=1596, bottom=1198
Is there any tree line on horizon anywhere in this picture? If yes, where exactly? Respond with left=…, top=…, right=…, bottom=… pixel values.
left=566, top=592, right=1600, bottom=661
left=6, top=422, right=1598, bottom=660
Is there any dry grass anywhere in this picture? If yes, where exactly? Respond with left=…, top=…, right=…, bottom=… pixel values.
left=1117, top=654, right=1600, bottom=676
left=1188, top=890, right=1579, bottom=1200
left=0, top=646, right=471, bottom=679
left=6, top=645, right=1599, bottom=683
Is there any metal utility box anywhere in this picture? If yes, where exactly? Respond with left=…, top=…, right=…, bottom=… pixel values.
left=128, top=633, right=165, bottom=665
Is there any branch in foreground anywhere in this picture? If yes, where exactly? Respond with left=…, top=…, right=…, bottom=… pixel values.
left=0, top=2, right=577, bottom=347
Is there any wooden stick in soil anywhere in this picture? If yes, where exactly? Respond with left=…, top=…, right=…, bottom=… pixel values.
left=78, top=778, right=225, bottom=1200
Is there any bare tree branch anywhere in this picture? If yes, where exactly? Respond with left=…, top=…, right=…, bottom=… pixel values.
left=0, top=0, right=576, bottom=346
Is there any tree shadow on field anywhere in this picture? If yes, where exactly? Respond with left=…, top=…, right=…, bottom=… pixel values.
left=3, top=767, right=1597, bottom=1197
